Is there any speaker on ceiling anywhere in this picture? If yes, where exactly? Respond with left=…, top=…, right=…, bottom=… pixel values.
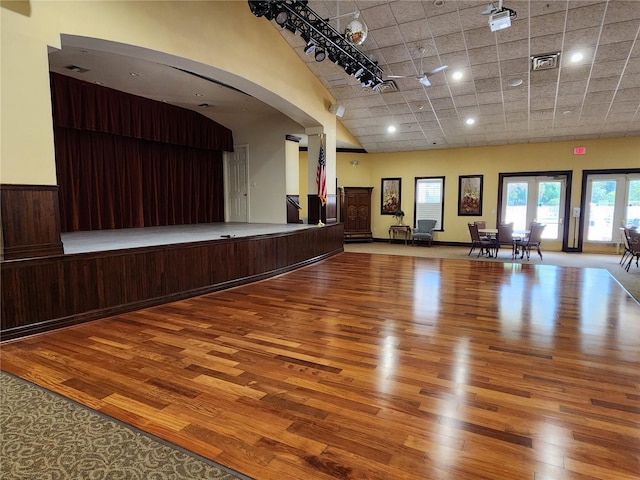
left=329, top=103, right=345, bottom=118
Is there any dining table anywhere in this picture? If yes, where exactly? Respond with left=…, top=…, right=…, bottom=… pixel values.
left=478, top=228, right=530, bottom=258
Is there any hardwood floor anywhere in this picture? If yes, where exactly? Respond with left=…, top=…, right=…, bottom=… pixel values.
left=2, top=252, right=638, bottom=480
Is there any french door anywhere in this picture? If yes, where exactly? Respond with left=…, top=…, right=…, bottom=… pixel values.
left=501, top=175, right=567, bottom=241
left=583, top=173, right=640, bottom=244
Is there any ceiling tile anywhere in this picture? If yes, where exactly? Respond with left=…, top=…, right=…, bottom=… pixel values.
left=268, top=0, right=640, bottom=152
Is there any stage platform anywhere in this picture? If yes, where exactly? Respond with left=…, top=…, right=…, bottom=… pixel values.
left=2, top=222, right=344, bottom=340
left=61, top=223, right=314, bottom=254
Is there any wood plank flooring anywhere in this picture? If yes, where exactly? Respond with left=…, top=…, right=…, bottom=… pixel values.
left=2, top=252, right=639, bottom=480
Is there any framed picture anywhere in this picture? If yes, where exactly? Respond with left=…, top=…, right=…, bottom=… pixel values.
left=381, top=178, right=402, bottom=215
left=458, top=174, right=483, bottom=216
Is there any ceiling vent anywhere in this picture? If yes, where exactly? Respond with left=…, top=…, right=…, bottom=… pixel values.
left=65, top=65, right=90, bottom=74
left=373, top=80, right=398, bottom=93
left=531, top=52, right=561, bottom=71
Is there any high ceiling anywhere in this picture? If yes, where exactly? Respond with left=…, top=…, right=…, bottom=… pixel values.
left=279, top=0, right=640, bottom=152
left=48, top=1, right=640, bottom=154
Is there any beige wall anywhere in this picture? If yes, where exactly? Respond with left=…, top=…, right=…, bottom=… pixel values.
left=3, top=2, right=638, bottom=242
left=331, top=137, right=639, bottom=251
left=1, top=1, right=338, bottom=188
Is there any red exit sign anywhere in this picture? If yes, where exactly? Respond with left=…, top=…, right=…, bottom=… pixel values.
left=573, top=146, right=586, bottom=155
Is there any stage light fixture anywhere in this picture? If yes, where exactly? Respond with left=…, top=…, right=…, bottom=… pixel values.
left=248, top=0, right=384, bottom=90
left=304, top=41, right=316, bottom=55
left=275, top=9, right=289, bottom=27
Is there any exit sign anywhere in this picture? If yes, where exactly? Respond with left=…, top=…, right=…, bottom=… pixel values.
left=573, top=146, right=586, bottom=155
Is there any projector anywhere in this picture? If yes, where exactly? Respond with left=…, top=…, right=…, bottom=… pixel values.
left=489, top=9, right=511, bottom=31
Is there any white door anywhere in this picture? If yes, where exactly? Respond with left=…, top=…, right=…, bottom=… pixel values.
left=583, top=173, right=640, bottom=243
left=502, top=175, right=566, bottom=240
left=225, top=144, right=248, bottom=223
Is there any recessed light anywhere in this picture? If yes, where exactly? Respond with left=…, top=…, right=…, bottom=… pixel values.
left=508, top=78, right=523, bottom=87
left=452, top=71, right=463, bottom=80
left=195, top=93, right=204, bottom=97
left=433, top=0, right=445, bottom=6
left=387, top=125, right=397, bottom=133
left=465, top=118, right=475, bottom=125
left=571, top=52, right=584, bottom=62
left=129, top=72, right=140, bottom=77
left=563, top=110, right=572, bottom=115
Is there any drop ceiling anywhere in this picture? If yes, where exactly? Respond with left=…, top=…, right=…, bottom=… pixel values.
left=283, top=0, right=640, bottom=152
left=48, top=1, right=640, bottom=154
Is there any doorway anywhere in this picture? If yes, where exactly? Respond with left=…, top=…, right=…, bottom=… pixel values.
left=498, top=171, right=572, bottom=251
left=225, top=144, right=249, bottom=223
left=582, top=171, right=640, bottom=250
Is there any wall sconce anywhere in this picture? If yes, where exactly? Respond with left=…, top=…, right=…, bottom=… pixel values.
left=350, top=160, right=359, bottom=166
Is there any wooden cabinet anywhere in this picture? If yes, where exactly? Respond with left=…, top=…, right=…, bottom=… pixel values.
left=339, top=187, right=373, bottom=242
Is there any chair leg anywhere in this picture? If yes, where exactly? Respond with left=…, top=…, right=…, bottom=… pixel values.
left=625, top=255, right=633, bottom=272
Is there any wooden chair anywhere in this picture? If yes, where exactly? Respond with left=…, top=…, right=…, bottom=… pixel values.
left=520, top=223, right=546, bottom=260
left=474, top=221, right=490, bottom=241
left=468, top=223, right=495, bottom=257
left=495, top=223, right=516, bottom=258
left=474, top=220, right=487, bottom=229
left=624, top=228, right=640, bottom=272
left=412, top=219, right=437, bottom=246
left=620, top=228, right=634, bottom=266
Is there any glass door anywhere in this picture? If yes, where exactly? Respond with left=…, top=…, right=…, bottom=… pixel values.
left=584, top=174, right=640, bottom=244
left=502, top=176, right=566, bottom=240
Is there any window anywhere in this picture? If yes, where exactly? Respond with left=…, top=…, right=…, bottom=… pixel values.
left=415, top=177, right=444, bottom=229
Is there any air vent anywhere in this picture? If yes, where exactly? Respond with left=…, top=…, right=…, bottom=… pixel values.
left=373, top=80, right=398, bottom=93
left=66, top=65, right=90, bottom=74
left=531, top=52, right=561, bottom=71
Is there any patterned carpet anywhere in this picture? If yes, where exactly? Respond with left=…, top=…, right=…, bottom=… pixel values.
left=0, top=372, right=250, bottom=480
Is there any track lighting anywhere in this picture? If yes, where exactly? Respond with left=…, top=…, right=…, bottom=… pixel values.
left=303, top=41, right=316, bottom=55
left=274, top=9, right=289, bottom=27
left=248, top=0, right=384, bottom=90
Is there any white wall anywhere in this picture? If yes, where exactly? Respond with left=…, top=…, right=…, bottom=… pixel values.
left=232, top=113, right=304, bottom=223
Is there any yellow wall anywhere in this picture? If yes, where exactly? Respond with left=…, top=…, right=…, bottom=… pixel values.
left=0, top=1, right=337, bottom=185
left=336, top=137, right=640, bottom=251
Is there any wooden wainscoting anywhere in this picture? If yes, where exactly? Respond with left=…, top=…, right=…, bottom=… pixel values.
left=1, top=223, right=344, bottom=340
left=1, top=184, right=64, bottom=260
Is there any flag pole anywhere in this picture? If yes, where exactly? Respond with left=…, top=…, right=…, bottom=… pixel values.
left=316, top=133, right=326, bottom=226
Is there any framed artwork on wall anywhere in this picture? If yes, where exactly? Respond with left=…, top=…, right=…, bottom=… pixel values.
left=458, top=174, right=483, bottom=216
left=381, top=178, right=401, bottom=215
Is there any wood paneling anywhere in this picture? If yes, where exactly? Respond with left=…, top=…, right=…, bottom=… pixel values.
left=1, top=184, right=64, bottom=260
left=1, top=224, right=344, bottom=339
left=308, top=194, right=337, bottom=225
left=2, top=253, right=638, bottom=480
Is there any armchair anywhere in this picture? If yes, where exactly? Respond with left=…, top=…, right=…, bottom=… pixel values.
left=412, top=219, right=437, bottom=246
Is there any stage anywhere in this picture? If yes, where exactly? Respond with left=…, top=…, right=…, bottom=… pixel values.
left=2, top=222, right=344, bottom=340
left=61, top=223, right=315, bottom=254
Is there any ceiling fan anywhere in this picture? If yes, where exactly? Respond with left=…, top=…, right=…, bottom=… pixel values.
left=386, top=47, right=448, bottom=87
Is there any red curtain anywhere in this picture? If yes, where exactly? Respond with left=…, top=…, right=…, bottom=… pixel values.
left=51, top=73, right=229, bottom=232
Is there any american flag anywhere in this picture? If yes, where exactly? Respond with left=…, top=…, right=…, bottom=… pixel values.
left=316, top=139, right=327, bottom=206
